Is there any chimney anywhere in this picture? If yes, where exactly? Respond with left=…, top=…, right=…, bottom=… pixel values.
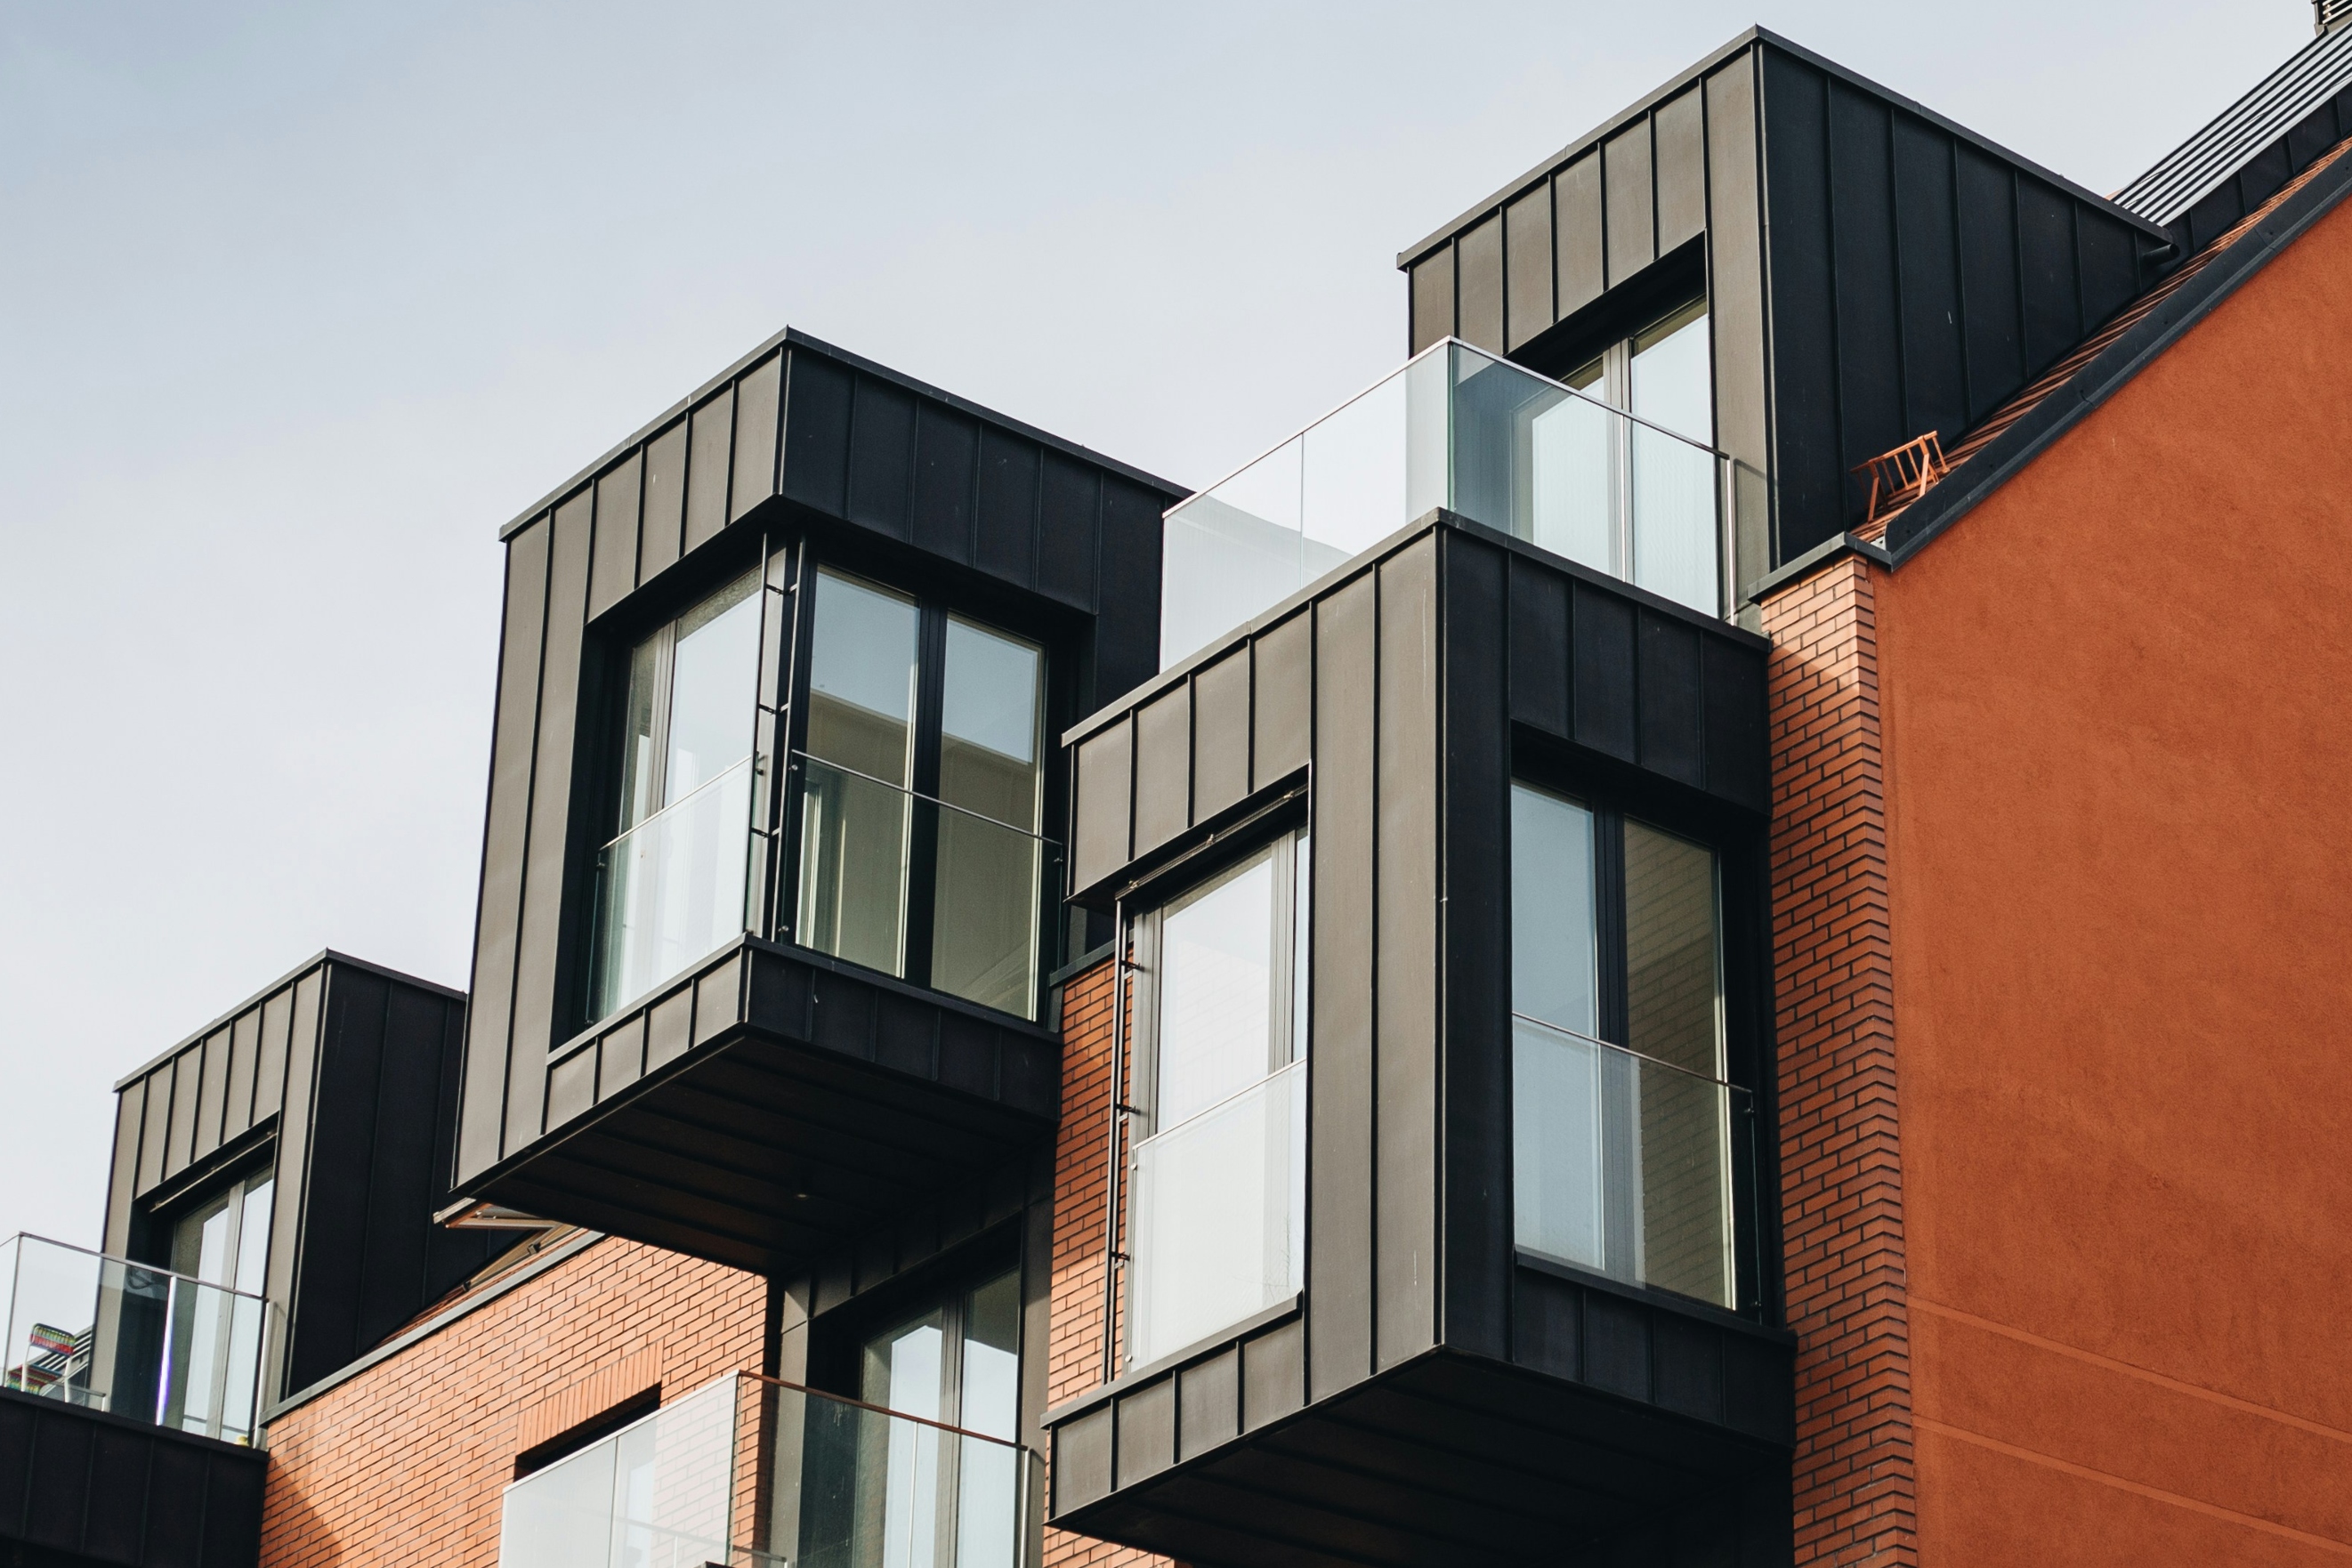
left=2321, top=0, right=2352, bottom=34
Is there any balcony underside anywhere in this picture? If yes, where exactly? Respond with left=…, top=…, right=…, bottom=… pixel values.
left=0, top=1388, right=267, bottom=1568
left=1053, top=1347, right=1790, bottom=1568
left=465, top=937, right=1058, bottom=1274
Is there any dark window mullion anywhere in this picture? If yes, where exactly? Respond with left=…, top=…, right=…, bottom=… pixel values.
left=902, top=605, right=950, bottom=987
left=1596, top=809, right=1629, bottom=1045
left=777, top=541, right=819, bottom=947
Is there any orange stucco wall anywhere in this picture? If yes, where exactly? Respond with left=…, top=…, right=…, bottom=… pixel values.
left=1874, top=192, right=2352, bottom=1557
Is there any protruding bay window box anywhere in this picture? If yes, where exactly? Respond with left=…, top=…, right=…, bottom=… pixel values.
left=1045, top=513, right=1793, bottom=1568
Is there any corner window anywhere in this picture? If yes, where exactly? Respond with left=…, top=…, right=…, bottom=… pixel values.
left=593, top=570, right=766, bottom=1020
left=1125, top=831, right=1309, bottom=1367
left=1509, top=781, right=1739, bottom=1308
left=163, top=1170, right=273, bottom=1439
left=794, top=570, right=1047, bottom=1020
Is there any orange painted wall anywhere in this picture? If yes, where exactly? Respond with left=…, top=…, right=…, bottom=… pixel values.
left=1875, top=192, right=2352, bottom=1556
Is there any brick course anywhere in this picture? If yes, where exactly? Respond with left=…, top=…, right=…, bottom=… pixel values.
left=260, top=1238, right=767, bottom=1567
left=1762, top=555, right=1916, bottom=1568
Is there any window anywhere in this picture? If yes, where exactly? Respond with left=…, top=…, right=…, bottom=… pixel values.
left=163, top=1170, right=272, bottom=1440
left=1125, top=832, right=1310, bottom=1367
left=1509, top=781, right=1738, bottom=1307
left=1527, top=295, right=1718, bottom=613
left=795, top=569, right=1047, bottom=1019
left=499, top=1375, right=736, bottom=1568
left=593, top=570, right=766, bottom=1020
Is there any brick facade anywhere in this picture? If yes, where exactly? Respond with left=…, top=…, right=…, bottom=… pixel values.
left=1762, top=556, right=1915, bottom=1567
left=261, top=1238, right=767, bottom=1567
left=1046, top=958, right=1176, bottom=1568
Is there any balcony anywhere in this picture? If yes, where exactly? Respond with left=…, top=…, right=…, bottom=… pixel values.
left=1159, top=339, right=1761, bottom=670
left=499, top=1371, right=1043, bottom=1568
left=463, top=756, right=1062, bottom=1275
left=0, top=1233, right=271, bottom=1567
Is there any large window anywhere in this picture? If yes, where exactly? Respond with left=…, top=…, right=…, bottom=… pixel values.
left=592, top=570, right=766, bottom=1020
left=795, top=569, right=1047, bottom=1020
left=1510, top=780, right=1738, bottom=1308
left=163, top=1170, right=272, bottom=1440
left=1525, top=296, right=1718, bottom=612
left=1125, top=831, right=1309, bottom=1367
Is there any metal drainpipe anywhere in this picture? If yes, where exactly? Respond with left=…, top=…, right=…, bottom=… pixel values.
left=1099, top=898, right=1130, bottom=1388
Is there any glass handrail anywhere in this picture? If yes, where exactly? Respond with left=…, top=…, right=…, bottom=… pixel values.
left=591, top=752, right=763, bottom=1022
left=788, top=751, right=1058, bottom=844
left=1160, top=336, right=1756, bottom=669
left=0, top=1233, right=278, bottom=1446
left=1507, top=1010, right=1749, bottom=1094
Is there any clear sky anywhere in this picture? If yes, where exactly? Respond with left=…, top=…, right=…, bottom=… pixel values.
left=0, top=0, right=2307, bottom=1244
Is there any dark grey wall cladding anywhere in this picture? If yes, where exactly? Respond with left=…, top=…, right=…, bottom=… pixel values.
left=1399, top=31, right=2173, bottom=570
left=0, top=1388, right=267, bottom=1568
left=101, top=956, right=494, bottom=1404
left=458, top=331, right=1184, bottom=1192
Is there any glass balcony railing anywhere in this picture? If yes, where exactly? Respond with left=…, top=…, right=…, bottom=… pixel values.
left=1126, top=1061, right=1305, bottom=1367
left=791, top=752, right=1055, bottom=1022
left=1509, top=1015, right=1754, bottom=1311
left=0, top=1233, right=276, bottom=1445
left=497, top=1372, right=1044, bottom=1568
left=1160, top=339, right=1762, bottom=669
left=592, top=753, right=764, bottom=1022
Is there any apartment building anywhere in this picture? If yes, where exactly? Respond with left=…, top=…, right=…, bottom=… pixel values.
left=5, top=14, right=2349, bottom=1568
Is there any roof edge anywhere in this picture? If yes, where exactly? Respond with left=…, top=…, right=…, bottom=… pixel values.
left=496, top=327, right=1190, bottom=543
left=1395, top=25, right=2171, bottom=271
left=111, top=949, right=466, bottom=1092
left=1880, top=134, right=2352, bottom=565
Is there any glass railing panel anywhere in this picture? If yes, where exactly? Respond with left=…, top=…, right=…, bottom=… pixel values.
left=1509, top=1018, right=1745, bottom=1311
left=500, top=1372, right=737, bottom=1568
left=1126, top=1061, right=1305, bottom=1366
left=0, top=1234, right=273, bottom=1443
left=1160, top=340, right=1737, bottom=669
left=793, top=754, right=1054, bottom=1022
left=753, top=1377, right=1043, bottom=1568
left=594, top=753, right=760, bottom=1022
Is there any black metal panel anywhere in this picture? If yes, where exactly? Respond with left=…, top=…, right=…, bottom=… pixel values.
left=640, top=420, right=687, bottom=583
left=164, top=1049, right=198, bottom=1180
left=2077, top=209, right=2139, bottom=332
left=1506, top=553, right=1569, bottom=736
left=1037, top=453, right=1100, bottom=609
left=1097, top=479, right=1167, bottom=702
left=1116, top=1380, right=1176, bottom=1488
left=1556, top=155, right=1605, bottom=319
left=287, top=966, right=390, bottom=1392
left=847, top=376, right=917, bottom=539
left=731, top=354, right=781, bottom=523
left=1456, top=214, right=1504, bottom=353
left=192, top=1028, right=230, bottom=1161
left=1604, top=122, right=1654, bottom=286
left=910, top=406, right=978, bottom=565
left=1504, top=185, right=1553, bottom=352
left=1251, top=612, right=1312, bottom=789
left=0, top=1388, right=267, bottom=1568
left=1701, top=637, right=1770, bottom=814
left=222, top=1015, right=257, bottom=1144
left=1827, top=80, right=1903, bottom=516
left=1705, top=57, right=1772, bottom=589
left=1132, top=686, right=1190, bottom=857
left=590, top=456, right=643, bottom=621
left=105, top=1082, right=142, bottom=1254
left=1409, top=247, right=1452, bottom=355
left=254, top=990, right=290, bottom=1122
left=1240, top=1317, right=1305, bottom=1431
left=1309, top=575, right=1376, bottom=1402
left=1191, top=650, right=1250, bottom=823
left=684, top=387, right=734, bottom=554
left=1653, top=88, right=1706, bottom=254
left=2017, top=175, right=2081, bottom=376
left=1758, top=49, right=1841, bottom=559
left=1571, top=580, right=1637, bottom=762
left=780, top=349, right=853, bottom=516
left=1072, top=719, right=1132, bottom=895
left=1375, top=540, right=1439, bottom=1372
left=1954, top=146, right=2025, bottom=424
left=1892, top=114, right=1968, bottom=447
left=1635, top=610, right=1704, bottom=788
left=263, top=969, right=323, bottom=1333
left=974, top=425, right=1039, bottom=591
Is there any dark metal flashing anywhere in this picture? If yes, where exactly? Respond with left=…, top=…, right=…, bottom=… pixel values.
left=1395, top=26, right=2170, bottom=269
left=498, top=327, right=1189, bottom=543
left=1044, top=1297, right=1305, bottom=1428
left=2117, top=24, right=2352, bottom=224
left=111, top=950, right=465, bottom=1090
left=1879, top=139, right=2352, bottom=565
left=0, top=1384, right=271, bottom=1463
left=1064, top=509, right=1768, bottom=748
left=1742, top=531, right=1894, bottom=604
left=1043, top=942, right=1116, bottom=990
left=262, top=1229, right=603, bottom=1423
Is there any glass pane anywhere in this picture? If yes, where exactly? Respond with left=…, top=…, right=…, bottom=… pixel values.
left=595, top=756, right=756, bottom=1017
left=954, top=1272, right=1022, bottom=1568
left=862, top=1310, right=944, bottom=1419
left=1630, top=302, right=1710, bottom=440
left=500, top=1376, right=735, bottom=1568
left=940, top=620, right=1041, bottom=831
left=1291, top=831, right=1311, bottom=1067
left=502, top=1437, right=618, bottom=1568
left=930, top=804, right=1039, bottom=1020
left=2, top=1236, right=101, bottom=1408
left=1449, top=344, right=1569, bottom=538
left=1528, top=384, right=1617, bottom=573
left=1637, top=1060, right=1734, bottom=1307
left=1624, top=820, right=1722, bottom=1079
left=1630, top=303, right=1718, bottom=614
left=620, top=634, right=662, bottom=832
left=1510, top=784, right=1597, bottom=1036
left=1154, top=851, right=1277, bottom=1129
left=797, top=757, right=911, bottom=977
left=1513, top=1019, right=1604, bottom=1271
left=810, top=572, right=919, bottom=787
left=860, top=1313, right=943, bottom=1568
left=1299, top=368, right=1410, bottom=562
left=233, top=1178, right=272, bottom=1296
left=1128, top=1062, right=1304, bottom=1366
left=1160, top=436, right=1306, bottom=671
left=666, top=571, right=762, bottom=804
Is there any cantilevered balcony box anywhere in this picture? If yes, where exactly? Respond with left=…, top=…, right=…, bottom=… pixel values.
left=1045, top=512, right=1792, bottom=1568
left=449, top=329, right=1185, bottom=1274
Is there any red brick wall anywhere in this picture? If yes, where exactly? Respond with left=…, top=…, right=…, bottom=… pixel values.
left=260, top=1238, right=767, bottom=1567
left=1045, top=958, right=1175, bottom=1568
left=1762, top=555, right=1916, bottom=1568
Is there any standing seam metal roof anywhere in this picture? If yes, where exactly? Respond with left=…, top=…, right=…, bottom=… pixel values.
left=2116, top=23, right=2352, bottom=224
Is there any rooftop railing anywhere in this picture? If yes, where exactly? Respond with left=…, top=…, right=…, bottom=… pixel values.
left=0, top=1233, right=276, bottom=1446
left=499, top=1371, right=1044, bottom=1568
left=1160, top=339, right=1762, bottom=669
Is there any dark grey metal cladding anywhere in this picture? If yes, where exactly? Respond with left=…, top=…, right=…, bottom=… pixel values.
left=465, top=938, right=1057, bottom=1276
left=0, top=1387, right=267, bottom=1568
left=1398, top=30, right=2176, bottom=572
left=1049, top=515, right=1780, bottom=1566
left=456, top=327, right=1186, bottom=1201
left=101, top=954, right=494, bottom=1406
